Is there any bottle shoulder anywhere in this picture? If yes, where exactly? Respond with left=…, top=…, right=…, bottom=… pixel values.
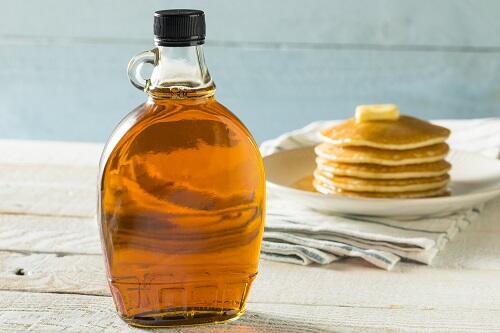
left=99, top=98, right=262, bottom=177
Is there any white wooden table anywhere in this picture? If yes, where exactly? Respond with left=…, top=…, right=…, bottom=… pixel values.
left=0, top=140, right=499, bottom=332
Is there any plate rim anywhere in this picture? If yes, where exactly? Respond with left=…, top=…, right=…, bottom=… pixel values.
left=264, top=147, right=500, bottom=205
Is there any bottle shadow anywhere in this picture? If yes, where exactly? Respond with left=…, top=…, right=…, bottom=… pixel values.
left=147, top=309, right=339, bottom=333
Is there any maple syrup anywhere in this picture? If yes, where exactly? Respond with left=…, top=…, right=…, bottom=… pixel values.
left=98, top=10, right=265, bottom=327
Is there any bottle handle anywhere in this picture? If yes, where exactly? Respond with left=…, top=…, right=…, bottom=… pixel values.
left=127, top=49, right=158, bottom=91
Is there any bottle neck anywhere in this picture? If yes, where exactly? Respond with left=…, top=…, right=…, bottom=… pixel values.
left=148, top=45, right=215, bottom=99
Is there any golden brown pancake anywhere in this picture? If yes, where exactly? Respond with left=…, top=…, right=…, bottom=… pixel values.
left=320, top=115, right=450, bottom=150
left=313, top=179, right=450, bottom=198
left=315, top=142, right=449, bottom=166
left=315, top=158, right=451, bottom=179
left=313, top=169, right=449, bottom=193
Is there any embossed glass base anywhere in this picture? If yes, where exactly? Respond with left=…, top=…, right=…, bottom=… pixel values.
left=122, top=307, right=245, bottom=328
left=109, top=273, right=255, bottom=328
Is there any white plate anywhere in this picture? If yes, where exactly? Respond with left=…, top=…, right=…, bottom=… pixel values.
left=264, top=147, right=500, bottom=217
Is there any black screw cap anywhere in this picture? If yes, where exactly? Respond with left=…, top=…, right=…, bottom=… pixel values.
left=154, top=9, right=205, bottom=46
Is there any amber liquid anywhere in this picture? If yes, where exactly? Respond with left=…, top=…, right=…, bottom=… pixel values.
left=98, top=92, right=265, bottom=327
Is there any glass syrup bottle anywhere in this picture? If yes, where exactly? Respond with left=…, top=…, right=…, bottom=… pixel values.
left=98, top=9, right=266, bottom=327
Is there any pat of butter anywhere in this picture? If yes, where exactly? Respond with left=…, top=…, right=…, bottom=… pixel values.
left=355, top=104, right=400, bottom=123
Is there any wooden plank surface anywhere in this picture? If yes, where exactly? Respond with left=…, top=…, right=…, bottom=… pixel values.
left=0, top=140, right=101, bottom=166
left=0, top=139, right=499, bottom=332
left=2, top=290, right=500, bottom=333
left=2, top=43, right=500, bottom=143
left=0, top=215, right=99, bottom=254
left=3, top=0, right=500, bottom=48
left=3, top=245, right=500, bottom=309
left=2, top=1, right=500, bottom=143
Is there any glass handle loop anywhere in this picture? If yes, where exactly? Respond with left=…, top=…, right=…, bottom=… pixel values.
left=127, top=49, right=158, bottom=91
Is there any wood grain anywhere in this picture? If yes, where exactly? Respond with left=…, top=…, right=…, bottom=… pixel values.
left=0, top=140, right=101, bottom=167
left=2, top=247, right=500, bottom=311
left=0, top=186, right=95, bottom=217
left=1, top=290, right=500, bottom=333
left=1, top=139, right=500, bottom=332
left=0, top=159, right=499, bottom=256
left=0, top=252, right=105, bottom=296
left=0, top=215, right=100, bottom=254
left=1, top=195, right=500, bottom=308
left=0, top=165, right=97, bottom=216
left=0, top=141, right=100, bottom=216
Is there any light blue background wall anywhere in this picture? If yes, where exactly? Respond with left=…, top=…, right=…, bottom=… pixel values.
left=1, top=0, right=500, bottom=143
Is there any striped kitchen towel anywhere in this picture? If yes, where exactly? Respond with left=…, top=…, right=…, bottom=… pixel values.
left=260, top=118, right=500, bottom=270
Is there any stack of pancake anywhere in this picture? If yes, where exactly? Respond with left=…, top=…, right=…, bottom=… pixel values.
left=313, top=105, right=451, bottom=198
